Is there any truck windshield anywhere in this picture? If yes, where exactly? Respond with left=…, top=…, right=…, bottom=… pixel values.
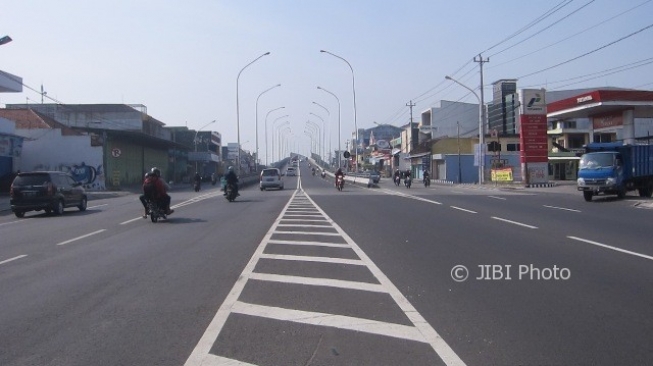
left=579, top=153, right=615, bottom=169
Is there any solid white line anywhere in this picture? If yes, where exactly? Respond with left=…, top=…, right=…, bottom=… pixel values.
left=267, top=239, right=350, bottom=248
left=231, top=301, right=427, bottom=343
left=259, top=253, right=365, bottom=265
left=273, top=230, right=340, bottom=236
left=249, top=272, right=386, bottom=293
left=56, top=229, right=107, bottom=246
left=0, top=254, right=28, bottom=266
left=543, top=205, right=581, bottom=212
left=379, top=188, right=443, bottom=205
left=487, top=195, right=506, bottom=200
left=450, top=206, right=477, bottom=214
left=568, top=236, right=653, bottom=261
left=491, top=216, right=538, bottom=229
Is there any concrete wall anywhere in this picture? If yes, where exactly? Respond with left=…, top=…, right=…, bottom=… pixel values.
left=18, top=128, right=105, bottom=189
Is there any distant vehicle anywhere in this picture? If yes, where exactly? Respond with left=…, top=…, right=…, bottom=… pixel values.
left=260, top=168, right=284, bottom=190
left=10, top=171, right=88, bottom=218
left=578, top=143, right=653, bottom=201
left=286, top=167, right=296, bottom=176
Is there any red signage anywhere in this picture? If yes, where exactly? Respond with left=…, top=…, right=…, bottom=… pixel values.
left=519, top=114, right=548, bottom=163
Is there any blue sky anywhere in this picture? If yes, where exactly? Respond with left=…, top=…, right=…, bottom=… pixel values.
left=2, top=0, right=652, bottom=159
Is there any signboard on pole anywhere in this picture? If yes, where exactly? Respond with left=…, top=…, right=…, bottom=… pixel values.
left=519, top=88, right=548, bottom=185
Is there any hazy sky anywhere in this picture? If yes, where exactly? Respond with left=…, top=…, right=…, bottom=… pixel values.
left=2, top=0, right=652, bottom=158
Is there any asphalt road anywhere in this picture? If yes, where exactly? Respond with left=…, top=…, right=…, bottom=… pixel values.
left=0, top=165, right=651, bottom=365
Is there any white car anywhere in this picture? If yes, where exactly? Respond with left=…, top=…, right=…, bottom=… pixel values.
left=286, top=167, right=296, bottom=176
left=260, top=168, right=284, bottom=190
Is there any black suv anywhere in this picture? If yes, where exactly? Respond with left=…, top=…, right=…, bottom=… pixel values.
left=10, top=171, right=88, bottom=218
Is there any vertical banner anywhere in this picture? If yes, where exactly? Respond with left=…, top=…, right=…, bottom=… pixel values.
left=519, top=89, right=548, bottom=185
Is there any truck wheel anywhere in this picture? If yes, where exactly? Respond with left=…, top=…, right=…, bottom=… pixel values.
left=583, top=191, right=593, bottom=202
left=617, top=188, right=626, bottom=199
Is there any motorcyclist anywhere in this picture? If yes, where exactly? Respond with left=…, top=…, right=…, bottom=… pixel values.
left=139, top=167, right=173, bottom=218
left=393, top=169, right=401, bottom=185
left=193, top=171, right=201, bottom=191
left=404, top=169, right=412, bottom=186
left=335, top=167, right=345, bottom=188
left=311, top=167, right=316, bottom=176
left=224, top=166, right=239, bottom=196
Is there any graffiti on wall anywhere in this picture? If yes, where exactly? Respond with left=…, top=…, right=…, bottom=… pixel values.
left=31, top=162, right=106, bottom=190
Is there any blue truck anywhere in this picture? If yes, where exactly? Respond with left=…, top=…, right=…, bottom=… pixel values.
left=577, top=142, right=653, bottom=201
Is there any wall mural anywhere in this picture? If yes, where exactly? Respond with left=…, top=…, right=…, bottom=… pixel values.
left=31, top=162, right=106, bottom=190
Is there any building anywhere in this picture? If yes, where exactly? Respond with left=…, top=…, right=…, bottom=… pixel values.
left=4, top=103, right=186, bottom=189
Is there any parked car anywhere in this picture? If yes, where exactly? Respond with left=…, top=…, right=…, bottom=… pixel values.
left=260, top=168, right=284, bottom=190
left=9, top=171, right=88, bottom=218
left=286, top=167, right=296, bottom=176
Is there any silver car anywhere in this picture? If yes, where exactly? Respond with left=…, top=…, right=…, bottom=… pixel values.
left=260, top=168, right=284, bottom=190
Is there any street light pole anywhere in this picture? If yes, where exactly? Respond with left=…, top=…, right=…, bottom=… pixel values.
left=255, top=83, right=281, bottom=172
left=307, top=120, right=321, bottom=159
left=236, top=52, right=270, bottom=175
left=312, top=101, right=331, bottom=166
left=264, top=107, right=285, bottom=166
left=274, top=121, right=290, bottom=163
left=309, top=112, right=325, bottom=161
left=317, top=86, right=341, bottom=168
left=445, top=75, right=485, bottom=184
left=194, top=120, right=216, bottom=174
left=321, top=50, right=358, bottom=175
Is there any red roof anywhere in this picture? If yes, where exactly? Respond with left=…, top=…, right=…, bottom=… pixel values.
left=547, top=89, right=653, bottom=119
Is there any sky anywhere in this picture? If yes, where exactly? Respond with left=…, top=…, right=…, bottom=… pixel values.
left=2, top=0, right=653, bottom=160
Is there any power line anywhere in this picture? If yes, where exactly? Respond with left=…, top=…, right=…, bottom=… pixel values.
left=518, top=22, right=653, bottom=79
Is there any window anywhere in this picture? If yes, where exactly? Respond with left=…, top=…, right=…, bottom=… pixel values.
left=507, top=143, right=520, bottom=151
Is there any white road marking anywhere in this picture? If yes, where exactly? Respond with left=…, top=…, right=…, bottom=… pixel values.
left=259, top=253, right=365, bottom=265
left=120, top=217, right=143, bottom=225
left=543, top=205, right=581, bottom=212
left=0, top=220, right=25, bottom=227
left=568, top=236, right=653, bottom=261
left=450, top=206, right=477, bottom=214
left=248, top=272, right=386, bottom=293
left=185, top=189, right=466, bottom=366
left=201, top=355, right=258, bottom=365
left=231, top=301, right=426, bottom=343
left=56, top=229, right=107, bottom=246
left=276, top=224, right=332, bottom=228
left=267, top=239, right=349, bottom=248
left=87, top=203, right=108, bottom=209
left=0, top=254, right=27, bottom=266
left=487, top=195, right=506, bottom=200
left=491, top=216, right=538, bottom=229
left=273, top=230, right=340, bottom=236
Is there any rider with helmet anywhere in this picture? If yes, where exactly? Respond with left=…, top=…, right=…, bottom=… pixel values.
left=223, top=166, right=239, bottom=196
left=139, top=167, right=173, bottom=218
left=393, top=169, right=401, bottom=185
left=334, top=167, right=345, bottom=188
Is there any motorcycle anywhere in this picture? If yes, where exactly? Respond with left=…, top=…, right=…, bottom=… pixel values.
left=321, top=171, right=326, bottom=179
left=194, top=181, right=201, bottom=192
left=312, top=169, right=316, bottom=176
left=404, top=177, right=412, bottom=188
left=423, top=176, right=430, bottom=187
left=394, top=175, right=401, bottom=186
left=146, top=200, right=166, bottom=223
left=224, top=183, right=238, bottom=202
left=336, top=176, right=344, bottom=191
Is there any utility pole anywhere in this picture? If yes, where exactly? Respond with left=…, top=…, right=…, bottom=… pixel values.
left=406, top=100, right=416, bottom=151
left=474, top=54, right=489, bottom=184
